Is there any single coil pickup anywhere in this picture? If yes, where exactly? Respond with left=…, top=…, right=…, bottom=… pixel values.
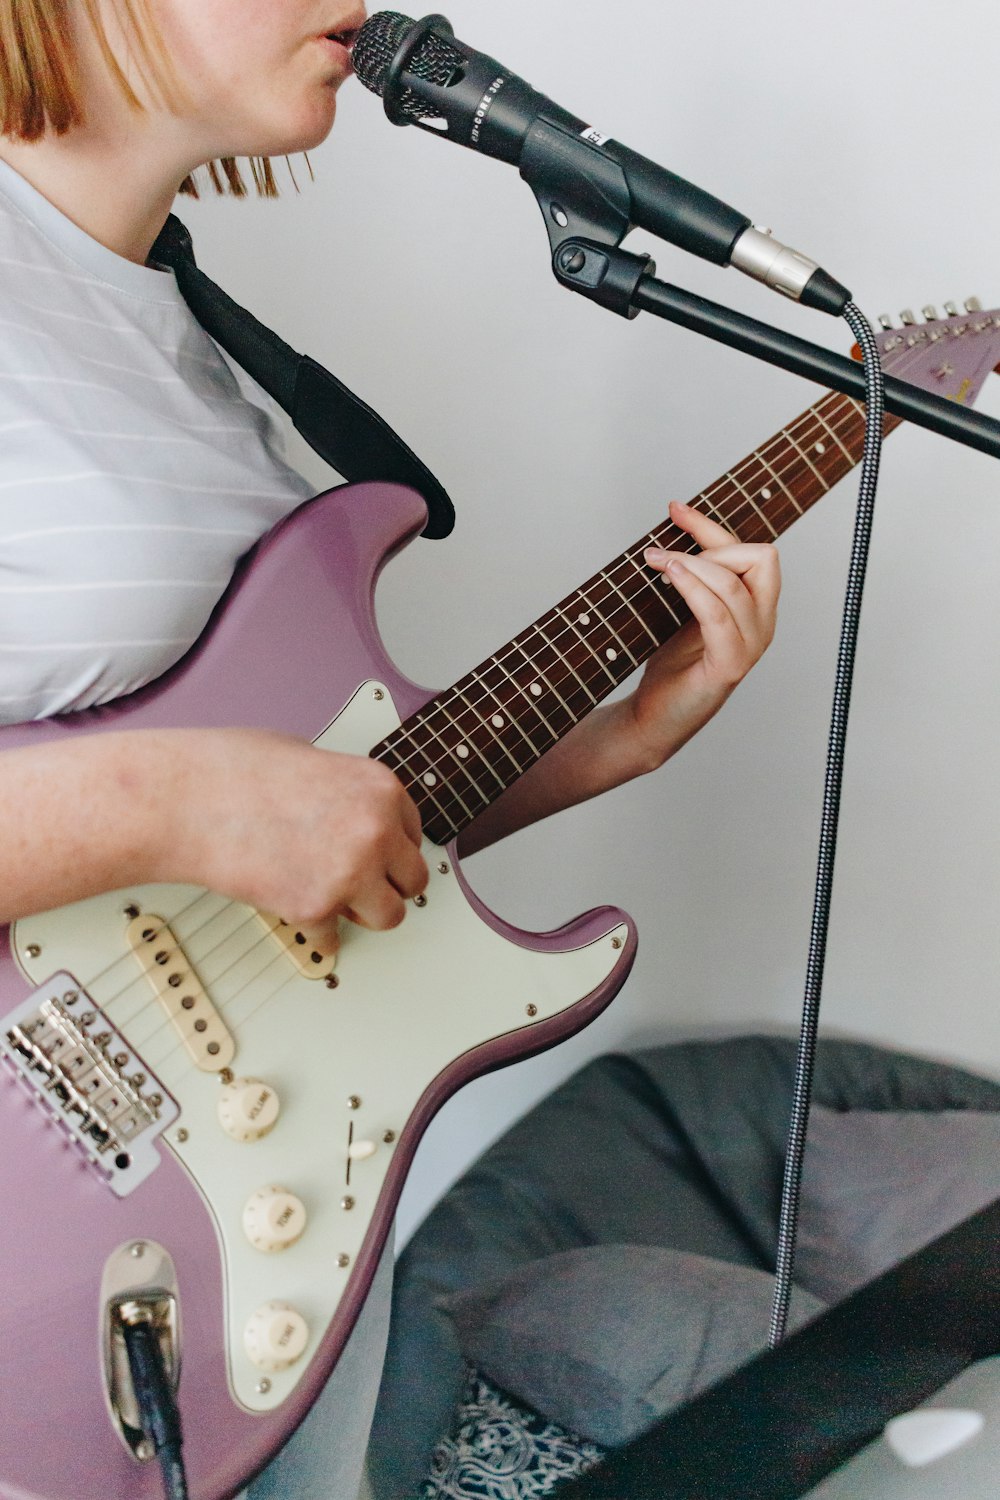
left=1, top=975, right=180, bottom=1198
left=127, top=913, right=235, bottom=1071
left=256, top=913, right=337, bottom=980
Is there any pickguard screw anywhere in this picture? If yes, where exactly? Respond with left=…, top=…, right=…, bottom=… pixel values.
left=414, top=894, right=427, bottom=908
left=123, top=903, right=140, bottom=919
left=526, top=1004, right=538, bottom=1017
left=130, top=1243, right=146, bottom=1259
left=326, top=975, right=340, bottom=990
left=26, top=944, right=40, bottom=959
left=256, top=1378, right=271, bottom=1395
left=218, top=1068, right=234, bottom=1085
left=337, top=1253, right=350, bottom=1268
left=373, top=688, right=384, bottom=701
left=611, top=937, right=623, bottom=950
left=175, top=1128, right=189, bottom=1144
left=383, top=1130, right=396, bottom=1145
left=348, top=1095, right=361, bottom=1110
left=341, top=1196, right=355, bottom=1211
left=437, top=861, right=450, bottom=875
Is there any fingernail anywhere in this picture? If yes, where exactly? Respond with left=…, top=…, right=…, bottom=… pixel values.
left=644, top=546, right=668, bottom=564
left=667, top=559, right=687, bottom=576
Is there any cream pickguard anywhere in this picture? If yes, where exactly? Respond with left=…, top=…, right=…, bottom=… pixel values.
left=11, top=682, right=627, bottom=1414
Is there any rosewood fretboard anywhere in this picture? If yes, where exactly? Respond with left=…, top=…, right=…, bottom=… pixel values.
left=373, top=389, right=902, bottom=844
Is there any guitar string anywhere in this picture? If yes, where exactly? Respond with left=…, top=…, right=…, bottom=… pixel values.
left=60, top=375, right=909, bottom=1065
left=365, top=393, right=880, bottom=823
left=59, top=384, right=889, bottom=1064
left=57, top=344, right=935, bottom=1072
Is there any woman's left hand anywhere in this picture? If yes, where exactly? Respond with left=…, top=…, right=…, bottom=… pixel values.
left=625, top=499, right=781, bottom=767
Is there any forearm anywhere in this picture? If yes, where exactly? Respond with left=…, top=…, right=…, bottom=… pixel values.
left=0, top=731, right=183, bottom=923
left=456, top=697, right=667, bottom=859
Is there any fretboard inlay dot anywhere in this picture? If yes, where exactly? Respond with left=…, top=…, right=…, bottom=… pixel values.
left=529, top=684, right=542, bottom=697
left=761, top=487, right=773, bottom=500
left=456, top=745, right=470, bottom=760
left=423, top=772, right=438, bottom=787
left=491, top=713, right=505, bottom=729
left=606, top=648, right=618, bottom=662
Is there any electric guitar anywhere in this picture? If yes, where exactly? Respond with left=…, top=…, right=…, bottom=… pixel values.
left=1, top=301, right=998, bottom=1500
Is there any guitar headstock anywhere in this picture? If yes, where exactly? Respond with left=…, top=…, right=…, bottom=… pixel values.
left=865, top=297, right=1000, bottom=404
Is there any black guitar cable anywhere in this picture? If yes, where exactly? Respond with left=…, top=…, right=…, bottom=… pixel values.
left=121, top=1309, right=189, bottom=1500
left=768, top=302, right=886, bottom=1347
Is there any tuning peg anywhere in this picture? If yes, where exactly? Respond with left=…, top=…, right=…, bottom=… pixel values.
left=921, top=305, right=939, bottom=322
left=944, top=300, right=960, bottom=317
left=899, top=309, right=916, bottom=326
left=878, top=313, right=894, bottom=330
left=965, top=297, right=982, bottom=313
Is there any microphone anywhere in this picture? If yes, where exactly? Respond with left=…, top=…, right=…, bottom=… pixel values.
left=352, top=11, right=851, bottom=317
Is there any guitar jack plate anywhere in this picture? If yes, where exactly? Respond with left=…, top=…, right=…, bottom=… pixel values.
left=100, top=1240, right=181, bottom=1460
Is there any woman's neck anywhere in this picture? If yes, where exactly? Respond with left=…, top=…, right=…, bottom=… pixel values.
left=0, top=127, right=189, bottom=268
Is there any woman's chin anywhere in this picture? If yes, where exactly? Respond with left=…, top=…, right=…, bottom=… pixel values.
left=235, top=94, right=340, bottom=161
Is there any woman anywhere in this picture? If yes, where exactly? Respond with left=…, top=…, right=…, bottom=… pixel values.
left=0, top=1, right=780, bottom=1495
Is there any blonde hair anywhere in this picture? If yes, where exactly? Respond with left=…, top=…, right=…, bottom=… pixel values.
left=0, top=0, right=312, bottom=197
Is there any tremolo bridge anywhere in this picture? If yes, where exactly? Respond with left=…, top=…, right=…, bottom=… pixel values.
left=1, top=973, right=179, bottom=1196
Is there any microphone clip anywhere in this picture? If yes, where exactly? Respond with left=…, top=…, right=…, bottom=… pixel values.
left=520, top=119, right=653, bottom=319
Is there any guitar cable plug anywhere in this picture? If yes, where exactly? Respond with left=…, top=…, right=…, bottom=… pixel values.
left=121, top=1305, right=189, bottom=1500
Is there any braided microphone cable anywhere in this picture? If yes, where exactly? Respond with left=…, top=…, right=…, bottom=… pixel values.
left=768, top=302, right=886, bottom=1348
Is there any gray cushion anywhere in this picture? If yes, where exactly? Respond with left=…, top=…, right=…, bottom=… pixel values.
left=796, top=1106, right=1000, bottom=1303
left=438, top=1244, right=824, bottom=1447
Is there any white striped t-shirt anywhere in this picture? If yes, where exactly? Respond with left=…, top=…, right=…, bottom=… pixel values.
left=0, top=156, right=317, bottom=723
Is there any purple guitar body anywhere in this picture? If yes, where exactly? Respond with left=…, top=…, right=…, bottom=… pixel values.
left=2, top=302, right=997, bottom=1499
left=0, top=480, right=637, bottom=1499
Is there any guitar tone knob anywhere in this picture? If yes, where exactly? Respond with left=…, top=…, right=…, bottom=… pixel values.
left=242, top=1186, right=307, bottom=1253
left=243, top=1301, right=310, bottom=1372
left=218, top=1078, right=280, bottom=1142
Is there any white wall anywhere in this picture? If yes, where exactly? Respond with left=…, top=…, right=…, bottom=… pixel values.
left=181, top=0, right=1000, bottom=1244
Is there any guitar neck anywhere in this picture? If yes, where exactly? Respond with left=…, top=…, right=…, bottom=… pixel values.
left=373, top=390, right=902, bottom=845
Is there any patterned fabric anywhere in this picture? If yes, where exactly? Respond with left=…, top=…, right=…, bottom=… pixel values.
left=420, top=1368, right=604, bottom=1499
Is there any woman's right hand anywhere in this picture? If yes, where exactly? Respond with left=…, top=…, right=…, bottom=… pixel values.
left=163, top=728, right=429, bottom=956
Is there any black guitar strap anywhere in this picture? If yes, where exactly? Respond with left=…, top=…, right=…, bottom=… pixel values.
left=149, top=213, right=455, bottom=539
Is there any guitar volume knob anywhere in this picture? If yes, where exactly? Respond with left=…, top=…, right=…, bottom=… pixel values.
left=218, top=1077, right=280, bottom=1142
left=243, top=1301, right=310, bottom=1372
left=242, top=1186, right=307, bottom=1252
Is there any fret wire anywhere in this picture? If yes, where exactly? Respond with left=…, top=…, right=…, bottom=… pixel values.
left=413, top=698, right=505, bottom=795
left=389, top=709, right=492, bottom=810
left=532, top=612, right=601, bottom=707
left=452, top=688, right=527, bottom=777
left=721, top=462, right=799, bottom=534
left=382, top=733, right=479, bottom=825
left=512, top=629, right=580, bottom=723
left=551, top=602, right=621, bottom=688
left=467, top=663, right=544, bottom=758
left=794, top=404, right=850, bottom=464
left=597, top=568, right=662, bottom=648
left=812, top=406, right=859, bottom=465
left=752, top=453, right=800, bottom=513
left=437, top=697, right=512, bottom=789
left=619, top=551, right=685, bottom=629
left=725, top=474, right=780, bottom=539
left=380, top=371, right=919, bottom=824
left=780, top=428, right=829, bottom=491
left=483, top=648, right=561, bottom=745
left=575, top=582, right=641, bottom=668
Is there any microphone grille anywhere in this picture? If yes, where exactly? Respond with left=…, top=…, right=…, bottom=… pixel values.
left=354, top=11, right=465, bottom=119
left=353, top=11, right=413, bottom=96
